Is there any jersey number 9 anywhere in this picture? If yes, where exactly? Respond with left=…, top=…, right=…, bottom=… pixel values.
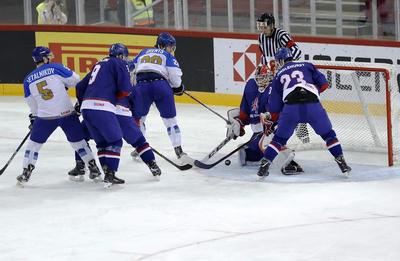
left=36, top=80, right=54, bottom=100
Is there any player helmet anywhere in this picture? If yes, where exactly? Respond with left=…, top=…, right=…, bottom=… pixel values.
left=255, top=65, right=273, bottom=92
left=257, top=13, right=275, bottom=31
left=109, top=43, right=129, bottom=59
left=275, top=47, right=293, bottom=69
left=32, top=46, right=53, bottom=63
left=156, top=32, right=176, bottom=52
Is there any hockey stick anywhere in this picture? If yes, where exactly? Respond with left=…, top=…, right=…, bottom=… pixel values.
left=201, top=136, right=232, bottom=161
left=151, top=147, right=193, bottom=171
left=0, top=131, right=31, bottom=175
left=183, top=91, right=230, bottom=124
left=194, top=133, right=262, bottom=169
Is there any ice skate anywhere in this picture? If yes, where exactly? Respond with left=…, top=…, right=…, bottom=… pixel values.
left=174, top=146, right=187, bottom=159
left=281, top=160, right=304, bottom=175
left=88, top=159, right=102, bottom=182
left=335, top=155, right=351, bottom=176
left=103, top=166, right=124, bottom=188
left=174, top=146, right=194, bottom=165
left=68, top=160, right=85, bottom=182
left=146, top=160, right=161, bottom=180
left=16, top=164, right=35, bottom=186
left=257, top=158, right=270, bottom=181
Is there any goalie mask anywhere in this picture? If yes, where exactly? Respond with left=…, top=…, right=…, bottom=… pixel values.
left=255, top=65, right=273, bottom=93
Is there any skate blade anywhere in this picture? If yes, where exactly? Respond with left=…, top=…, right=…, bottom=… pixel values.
left=69, top=175, right=85, bottom=182
left=341, top=170, right=351, bottom=177
left=153, top=175, right=161, bottom=181
left=91, top=176, right=103, bottom=183
left=104, top=182, right=113, bottom=189
left=256, top=175, right=266, bottom=182
left=16, top=181, right=26, bottom=187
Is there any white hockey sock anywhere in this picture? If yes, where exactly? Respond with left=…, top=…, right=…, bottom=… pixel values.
left=139, top=116, right=147, bottom=136
left=23, top=139, right=43, bottom=168
left=70, top=140, right=95, bottom=165
left=162, top=117, right=182, bottom=148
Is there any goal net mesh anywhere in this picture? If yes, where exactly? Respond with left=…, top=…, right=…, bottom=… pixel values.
left=285, top=62, right=400, bottom=166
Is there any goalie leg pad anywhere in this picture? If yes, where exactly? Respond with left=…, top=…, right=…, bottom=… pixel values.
left=227, top=108, right=240, bottom=122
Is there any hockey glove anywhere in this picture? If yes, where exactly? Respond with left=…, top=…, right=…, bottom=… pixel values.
left=226, top=118, right=245, bottom=140
left=260, top=112, right=276, bottom=136
left=74, top=101, right=81, bottom=116
left=28, top=113, right=36, bottom=130
left=173, top=84, right=185, bottom=96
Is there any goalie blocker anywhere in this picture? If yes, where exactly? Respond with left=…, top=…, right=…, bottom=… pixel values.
left=226, top=108, right=303, bottom=175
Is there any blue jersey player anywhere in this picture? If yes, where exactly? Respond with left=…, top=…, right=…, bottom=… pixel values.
left=131, top=32, right=190, bottom=162
left=226, top=65, right=303, bottom=174
left=257, top=48, right=351, bottom=180
left=70, top=90, right=162, bottom=180
left=77, top=43, right=132, bottom=187
left=17, top=46, right=101, bottom=186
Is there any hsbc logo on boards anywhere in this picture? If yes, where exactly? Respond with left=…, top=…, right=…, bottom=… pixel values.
left=231, top=43, right=399, bottom=92
left=232, top=44, right=262, bottom=82
left=47, top=43, right=149, bottom=75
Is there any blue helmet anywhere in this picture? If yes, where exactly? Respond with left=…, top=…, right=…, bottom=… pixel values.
left=109, top=43, right=129, bottom=58
left=156, top=32, right=176, bottom=50
left=275, top=47, right=293, bottom=62
left=32, top=46, right=52, bottom=63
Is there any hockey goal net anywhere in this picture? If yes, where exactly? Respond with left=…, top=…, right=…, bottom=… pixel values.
left=285, top=62, right=400, bottom=166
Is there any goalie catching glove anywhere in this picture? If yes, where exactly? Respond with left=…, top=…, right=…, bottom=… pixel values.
left=226, top=108, right=245, bottom=139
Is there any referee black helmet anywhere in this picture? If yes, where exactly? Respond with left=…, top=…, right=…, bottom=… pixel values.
left=257, top=13, right=275, bottom=26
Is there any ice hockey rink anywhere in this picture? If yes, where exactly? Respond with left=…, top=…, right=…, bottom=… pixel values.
left=0, top=96, right=400, bottom=261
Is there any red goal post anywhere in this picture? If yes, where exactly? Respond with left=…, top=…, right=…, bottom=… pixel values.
left=287, top=62, right=399, bottom=166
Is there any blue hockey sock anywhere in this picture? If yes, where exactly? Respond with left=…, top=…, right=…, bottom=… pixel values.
left=322, top=130, right=343, bottom=158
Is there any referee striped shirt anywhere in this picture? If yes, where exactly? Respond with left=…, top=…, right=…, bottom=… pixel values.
left=258, top=27, right=302, bottom=65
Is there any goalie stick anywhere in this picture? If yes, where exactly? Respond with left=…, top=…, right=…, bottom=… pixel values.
left=194, top=133, right=262, bottom=169
left=201, top=136, right=232, bottom=161
left=183, top=91, right=230, bottom=124
left=0, top=131, right=31, bottom=175
left=151, top=147, right=193, bottom=171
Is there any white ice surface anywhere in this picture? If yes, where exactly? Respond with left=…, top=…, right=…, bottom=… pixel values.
left=0, top=96, right=399, bottom=261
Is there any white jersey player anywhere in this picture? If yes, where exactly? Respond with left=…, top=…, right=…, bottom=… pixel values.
left=17, top=46, right=101, bottom=185
left=130, top=32, right=190, bottom=162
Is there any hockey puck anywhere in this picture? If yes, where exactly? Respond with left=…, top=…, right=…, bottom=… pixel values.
left=225, top=159, right=231, bottom=166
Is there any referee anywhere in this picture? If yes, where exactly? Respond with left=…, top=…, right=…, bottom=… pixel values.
left=257, top=13, right=302, bottom=68
left=257, top=13, right=309, bottom=144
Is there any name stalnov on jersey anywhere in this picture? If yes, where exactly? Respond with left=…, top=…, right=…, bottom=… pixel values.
left=26, top=68, right=55, bottom=83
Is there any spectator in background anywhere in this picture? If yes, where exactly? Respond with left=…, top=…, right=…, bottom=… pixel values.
left=36, top=0, right=67, bottom=25
left=364, top=0, right=395, bottom=36
left=117, top=0, right=154, bottom=27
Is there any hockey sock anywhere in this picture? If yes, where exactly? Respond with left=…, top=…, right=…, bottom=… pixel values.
left=264, top=135, right=288, bottom=162
left=264, top=141, right=282, bottom=162
left=132, top=137, right=154, bottom=164
left=23, top=139, right=43, bottom=168
left=98, top=140, right=122, bottom=172
left=70, top=140, right=95, bottom=165
left=321, top=130, right=343, bottom=158
left=162, top=117, right=182, bottom=148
